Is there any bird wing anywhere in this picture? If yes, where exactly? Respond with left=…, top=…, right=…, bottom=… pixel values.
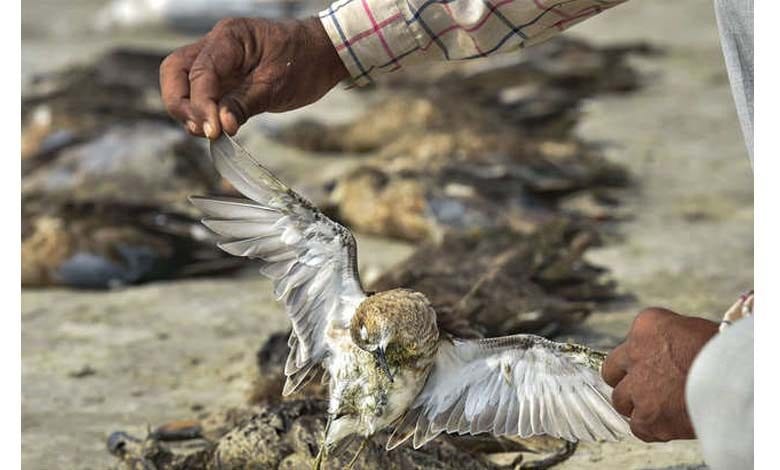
left=190, top=134, right=366, bottom=395
left=388, top=334, right=631, bottom=449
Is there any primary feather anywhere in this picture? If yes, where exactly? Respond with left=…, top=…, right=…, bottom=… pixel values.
left=190, top=134, right=366, bottom=395
left=387, top=334, right=630, bottom=449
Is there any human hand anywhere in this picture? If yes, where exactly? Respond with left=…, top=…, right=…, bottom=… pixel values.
left=160, top=17, right=349, bottom=139
left=602, top=308, right=719, bottom=442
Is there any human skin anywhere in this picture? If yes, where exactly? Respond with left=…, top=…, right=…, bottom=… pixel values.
left=602, top=308, right=719, bottom=441
left=159, top=17, right=348, bottom=139
left=159, top=18, right=722, bottom=444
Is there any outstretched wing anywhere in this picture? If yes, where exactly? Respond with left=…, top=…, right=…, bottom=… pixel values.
left=388, top=334, right=630, bottom=449
left=191, top=134, right=366, bottom=395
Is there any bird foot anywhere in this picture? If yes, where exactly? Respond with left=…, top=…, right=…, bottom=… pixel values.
left=346, top=437, right=369, bottom=470
left=312, top=415, right=333, bottom=470
left=312, top=448, right=326, bottom=470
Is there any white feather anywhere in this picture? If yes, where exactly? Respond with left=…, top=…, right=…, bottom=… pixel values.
left=191, top=135, right=366, bottom=395
left=389, top=335, right=632, bottom=449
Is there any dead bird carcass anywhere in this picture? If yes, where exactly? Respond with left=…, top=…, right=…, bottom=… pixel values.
left=273, top=38, right=647, bottom=242
left=21, top=50, right=246, bottom=288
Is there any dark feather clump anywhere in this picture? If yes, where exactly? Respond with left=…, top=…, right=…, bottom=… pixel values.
left=370, top=220, right=620, bottom=339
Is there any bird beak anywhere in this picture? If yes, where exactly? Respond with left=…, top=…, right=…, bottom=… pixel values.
left=373, top=348, right=394, bottom=383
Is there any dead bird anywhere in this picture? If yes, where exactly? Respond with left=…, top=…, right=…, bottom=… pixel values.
left=369, top=221, right=618, bottom=340
left=20, top=198, right=242, bottom=289
left=22, top=48, right=171, bottom=164
left=191, top=135, right=631, bottom=468
left=20, top=120, right=248, bottom=288
left=278, top=99, right=628, bottom=242
left=270, top=38, right=640, bottom=244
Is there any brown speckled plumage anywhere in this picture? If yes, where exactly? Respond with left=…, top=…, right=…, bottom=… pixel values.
left=351, top=289, right=440, bottom=365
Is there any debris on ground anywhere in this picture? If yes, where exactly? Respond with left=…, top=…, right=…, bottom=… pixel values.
left=108, top=400, right=576, bottom=470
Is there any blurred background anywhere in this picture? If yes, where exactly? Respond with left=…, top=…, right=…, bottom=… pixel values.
left=21, top=1, right=753, bottom=469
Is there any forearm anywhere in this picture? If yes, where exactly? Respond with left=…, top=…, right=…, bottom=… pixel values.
left=319, top=0, right=628, bottom=85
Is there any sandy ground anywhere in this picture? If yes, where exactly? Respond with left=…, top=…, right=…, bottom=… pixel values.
left=21, top=1, right=753, bottom=469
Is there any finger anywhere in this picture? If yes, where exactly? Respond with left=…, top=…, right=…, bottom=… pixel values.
left=218, top=105, right=239, bottom=136
left=185, top=112, right=205, bottom=137
left=171, top=98, right=204, bottom=137
left=611, top=379, right=634, bottom=418
left=188, top=37, right=242, bottom=139
left=160, top=42, right=203, bottom=123
left=189, top=62, right=221, bottom=138
left=629, top=418, right=656, bottom=442
left=171, top=99, right=203, bottom=136
left=601, top=342, right=630, bottom=387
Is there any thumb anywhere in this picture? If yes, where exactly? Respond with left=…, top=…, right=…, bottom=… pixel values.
left=601, top=342, right=629, bottom=387
left=218, top=83, right=274, bottom=136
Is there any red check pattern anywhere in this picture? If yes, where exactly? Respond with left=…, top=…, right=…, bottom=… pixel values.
left=320, top=0, right=627, bottom=86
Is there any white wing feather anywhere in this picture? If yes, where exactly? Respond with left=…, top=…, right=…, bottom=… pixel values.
left=191, top=134, right=366, bottom=395
left=388, top=334, right=631, bottom=449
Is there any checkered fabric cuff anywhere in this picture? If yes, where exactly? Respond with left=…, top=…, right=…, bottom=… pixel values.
left=319, top=0, right=425, bottom=87
left=320, top=0, right=628, bottom=87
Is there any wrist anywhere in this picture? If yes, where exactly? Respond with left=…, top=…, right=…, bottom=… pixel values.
left=301, top=16, right=350, bottom=84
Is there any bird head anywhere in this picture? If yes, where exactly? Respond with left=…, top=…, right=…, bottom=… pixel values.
left=350, top=305, right=394, bottom=382
left=350, top=289, right=439, bottom=383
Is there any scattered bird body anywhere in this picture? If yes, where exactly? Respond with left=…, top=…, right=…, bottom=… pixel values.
left=191, top=134, right=631, bottom=465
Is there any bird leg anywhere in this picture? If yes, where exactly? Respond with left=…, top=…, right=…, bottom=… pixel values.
left=313, top=415, right=333, bottom=470
left=346, top=437, right=369, bottom=470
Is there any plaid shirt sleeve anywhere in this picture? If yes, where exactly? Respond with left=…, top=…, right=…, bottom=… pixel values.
left=319, top=0, right=628, bottom=86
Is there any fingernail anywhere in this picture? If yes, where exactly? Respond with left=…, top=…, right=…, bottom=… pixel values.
left=186, top=120, right=198, bottom=134
left=221, top=111, right=238, bottom=135
left=203, top=122, right=215, bottom=139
